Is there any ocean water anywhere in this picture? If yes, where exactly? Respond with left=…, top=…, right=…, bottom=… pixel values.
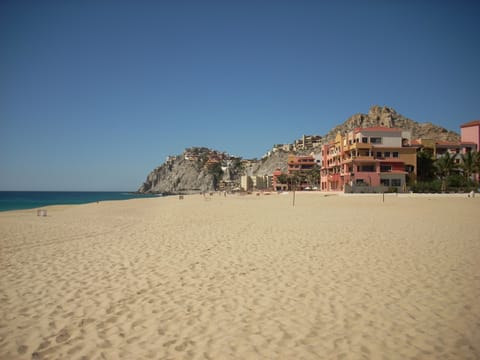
left=0, top=191, right=159, bottom=212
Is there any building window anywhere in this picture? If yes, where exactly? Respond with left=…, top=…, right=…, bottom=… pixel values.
left=380, top=165, right=392, bottom=172
left=356, top=179, right=365, bottom=185
left=393, top=152, right=399, bottom=158
left=370, top=137, right=382, bottom=144
left=391, top=179, right=401, bottom=186
left=359, top=165, right=375, bottom=172
left=384, top=152, right=390, bottom=157
left=376, top=152, right=382, bottom=158
left=362, top=137, right=368, bottom=143
left=380, top=179, right=390, bottom=186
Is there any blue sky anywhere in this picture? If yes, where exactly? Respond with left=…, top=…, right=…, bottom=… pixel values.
left=1, top=1, right=479, bottom=191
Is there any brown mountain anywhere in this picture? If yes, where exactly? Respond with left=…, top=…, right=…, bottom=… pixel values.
left=324, top=105, right=460, bottom=142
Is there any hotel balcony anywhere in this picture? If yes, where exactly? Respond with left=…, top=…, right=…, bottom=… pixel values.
left=341, top=155, right=374, bottom=164
left=345, top=142, right=373, bottom=151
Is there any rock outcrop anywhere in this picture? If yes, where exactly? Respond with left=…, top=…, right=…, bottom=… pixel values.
left=138, top=155, right=216, bottom=194
left=324, top=106, right=460, bottom=142
left=245, top=150, right=290, bottom=176
left=138, top=148, right=244, bottom=194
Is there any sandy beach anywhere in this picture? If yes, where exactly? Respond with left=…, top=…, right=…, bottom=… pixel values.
left=1, top=193, right=479, bottom=359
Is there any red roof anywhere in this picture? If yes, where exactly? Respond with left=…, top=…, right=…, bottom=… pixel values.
left=354, top=126, right=402, bottom=133
left=460, top=120, right=480, bottom=128
left=386, top=170, right=407, bottom=174
left=460, top=141, right=477, bottom=145
left=378, top=160, right=406, bottom=163
left=435, top=141, right=460, bottom=146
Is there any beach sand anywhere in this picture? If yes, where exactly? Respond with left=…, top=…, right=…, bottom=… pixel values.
left=1, top=193, right=479, bottom=359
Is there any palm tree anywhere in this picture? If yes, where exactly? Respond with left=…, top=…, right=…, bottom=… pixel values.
left=472, top=151, right=480, bottom=184
left=289, top=172, right=301, bottom=190
left=305, top=165, right=321, bottom=188
left=460, top=151, right=476, bottom=184
left=276, top=173, right=289, bottom=185
left=417, top=149, right=435, bottom=181
left=435, top=152, right=457, bottom=192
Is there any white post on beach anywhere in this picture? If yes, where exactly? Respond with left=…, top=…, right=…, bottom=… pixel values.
left=37, top=209, right=47, bottom=216
left=382, top=192, right=385, bottom=203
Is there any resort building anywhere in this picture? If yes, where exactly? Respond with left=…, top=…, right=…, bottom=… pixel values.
left=240, top=176, right=252, bottom=192
left=320, top=127, right=417, bottom=192
left=240, top=175, right=271, bottom=192
left=287, top=154, right=316, bottom=173
left=293, top=135, right=323, bottom=151
left=269, top=154, right=319, bottom=190
left=272, top=169, right=288, bottom=191
left=412, top=138, right=477, bottom=159
left=460, top=120, right=480, bottom=151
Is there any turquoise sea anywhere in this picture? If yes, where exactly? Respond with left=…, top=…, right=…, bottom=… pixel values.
left=0, top=191, right=159, bottom=212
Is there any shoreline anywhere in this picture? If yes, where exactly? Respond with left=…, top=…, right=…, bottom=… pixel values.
left=1, top=190, right=478, bottom=214
left=0, top=191, right=161, bottom=213
left=1, top=190, right=477, bottom=215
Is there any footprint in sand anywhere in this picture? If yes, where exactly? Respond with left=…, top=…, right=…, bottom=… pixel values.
left=174, top=342, right=188, bottom=352
left=17, top=344, right=28, bottom=354
left=78, top=318, right=95, bottom=327
left=67, top=344, right=84, bottom=355
left=37, top=340, right=50, bottom=350
left=55, top=328, right=71, bottom=343
left=163, top=339, right=177, bottom=347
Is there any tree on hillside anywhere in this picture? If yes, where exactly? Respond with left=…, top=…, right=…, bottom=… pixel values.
left=435, top=152, right=457, bottom=192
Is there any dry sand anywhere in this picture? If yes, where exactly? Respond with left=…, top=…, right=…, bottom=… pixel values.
left=0, top=193, right=479, bottom=360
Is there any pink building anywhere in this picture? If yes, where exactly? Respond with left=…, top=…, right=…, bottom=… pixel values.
left=461, top=120, right=480, bottom=150
left=320, top=127, right=416, bottom=192
left=460, top=120, right=480, bottom=183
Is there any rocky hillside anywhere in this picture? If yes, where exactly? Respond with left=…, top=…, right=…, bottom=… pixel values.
left=138, top=148, right=244, bottom=194
left=244, top=150, right=290, bottom=176
left=324, top=106, right=460, bottom=142
left=138, top=106, right=462, bottom=194
left=138, top=155, right=215, bottom=194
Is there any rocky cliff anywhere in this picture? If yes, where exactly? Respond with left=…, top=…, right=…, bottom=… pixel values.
left=245, top=150, right=290, bottom=176
left=324, top=105, right=460, bottom=142
left=138, top=148, right=244, bottom=194
left=138, top=155, right=216, bottom=194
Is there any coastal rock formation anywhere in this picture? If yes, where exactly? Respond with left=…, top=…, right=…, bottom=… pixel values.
left=138, top=148, right=244, bottom=194
left=324, top=106, right=460, bottom=142
left=138, top=155, right=216, bottom=194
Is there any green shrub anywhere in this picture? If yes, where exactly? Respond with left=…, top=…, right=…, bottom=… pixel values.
left=411, top=180, right=442, bottom=193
